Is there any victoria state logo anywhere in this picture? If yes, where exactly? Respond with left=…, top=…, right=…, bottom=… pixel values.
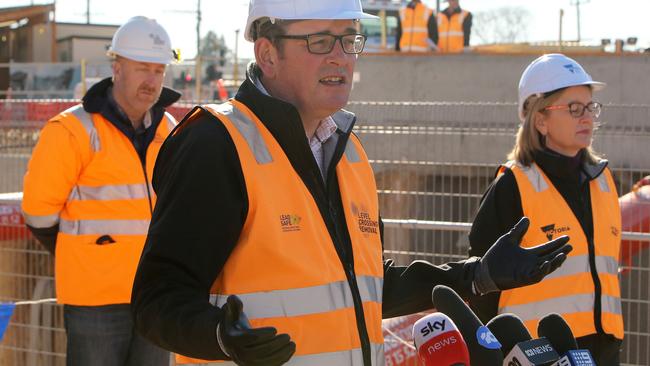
left=280, top=214, right=301, bottom=232
left=540, top=224, right=570, bottom=240
left=351, top=202, right=379, bottom=235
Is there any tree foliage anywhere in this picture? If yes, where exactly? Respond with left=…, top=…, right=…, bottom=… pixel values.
left=472, top=7, right=532, bottom=44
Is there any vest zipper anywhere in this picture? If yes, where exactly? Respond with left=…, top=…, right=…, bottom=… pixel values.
left=587, top=236, right=605, bottom=334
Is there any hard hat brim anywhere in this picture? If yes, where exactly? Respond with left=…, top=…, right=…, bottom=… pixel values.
left=244, top=11, right=379, bottom=42
left=107, top=50, right=174, bottom=65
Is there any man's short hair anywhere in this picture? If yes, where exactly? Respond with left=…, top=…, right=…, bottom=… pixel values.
left=251, top=17, right=288, bottom=47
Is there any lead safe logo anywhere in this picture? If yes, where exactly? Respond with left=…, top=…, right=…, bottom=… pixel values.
left=540, top=224, right=570, bottom=240
left=280, top=214, right=301, bottom=232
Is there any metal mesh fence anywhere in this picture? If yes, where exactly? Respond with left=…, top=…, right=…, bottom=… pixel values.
left=1, top=100, right=649, bottom=364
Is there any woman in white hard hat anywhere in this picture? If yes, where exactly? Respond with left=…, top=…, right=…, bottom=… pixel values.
left=468, top=54, right=623, bottom=365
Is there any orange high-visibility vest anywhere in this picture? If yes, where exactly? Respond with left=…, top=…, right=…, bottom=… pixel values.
left=497, top=161, right=624, bottom=340
left=22, top=105, right=176, bottom=305
left=437, top=10, right=468, bottom=53
left=176, top=101, right=384, bottom=365
left=399, top=2, right=434, bottom=52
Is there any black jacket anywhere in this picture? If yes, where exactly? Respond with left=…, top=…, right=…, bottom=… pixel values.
left=26, top=77, right=180, bottom=254
left=131, top=69, right=481, bottom=364
left=468, top=149, right=608, bottom=326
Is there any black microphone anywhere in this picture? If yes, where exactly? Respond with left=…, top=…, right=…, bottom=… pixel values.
left=432, top=285, right=503, bottom=366
left=538, top=313, right=596, bottom=366
left=486, top=313, right=533, bottom=355
left=486, top=313, right=558, bottom=366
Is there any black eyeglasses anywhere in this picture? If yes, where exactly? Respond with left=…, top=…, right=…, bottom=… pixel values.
left=274, top=33, right=367, bottom=54
left=543, top=101, right=602, bottom=118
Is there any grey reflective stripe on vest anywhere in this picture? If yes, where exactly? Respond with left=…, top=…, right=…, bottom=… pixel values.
left=208, top=103, right=272, bottom=164
left=543, top=254, right=619, bottom=280
left=519, top=163, right=549, bottom=192
left=68, top=105, right=100, bottom=152
left=210, top=276, right=382, bottom=319
left=164, top=112, right=177, bottom=132
left=499, top=294, right=622, bottom=322
left=59, top=218, right=149, bottom=235
left=595, top=173, right=610, bottom=193
left=67, top=183, right=150, bottom=201
left=23, top=212, right=60, bottom=228
left=192, top=344, right=385, bottom=366
left=344, top=140, right=361, bottom=163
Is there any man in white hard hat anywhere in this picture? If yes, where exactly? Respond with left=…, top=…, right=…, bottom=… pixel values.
left=22, top=16, right=179, bottom=365
left=131, top=1, right=572, bottom=365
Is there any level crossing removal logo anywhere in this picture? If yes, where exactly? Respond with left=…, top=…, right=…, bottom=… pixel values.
left=351, top=202, right=378, bottom=235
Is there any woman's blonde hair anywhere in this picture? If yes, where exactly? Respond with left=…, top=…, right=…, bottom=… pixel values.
left=508, top=89, right=602, bottom=166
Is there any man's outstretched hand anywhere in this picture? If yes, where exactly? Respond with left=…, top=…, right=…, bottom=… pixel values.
left=473, top=217, right=573, bottom=295
left=217, top=295, right=296, bottom=366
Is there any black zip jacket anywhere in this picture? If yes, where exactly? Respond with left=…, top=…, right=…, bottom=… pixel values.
left=468, top=148, right=610, bottom=327
left=26, top=77, right=181, bottom=254
left=131, top=70, right=481, bottom=364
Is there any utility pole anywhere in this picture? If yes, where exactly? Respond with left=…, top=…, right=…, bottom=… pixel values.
left=86, top=0, right=90, bottom=24
left=233, top=29, right=240, bottom=84
left=569, top=0, right=590, bottom=42
left=195, top=0, right=202, bottom=101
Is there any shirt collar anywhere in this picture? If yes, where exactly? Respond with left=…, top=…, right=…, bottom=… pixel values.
left=311, top=117, right=338, bottom=145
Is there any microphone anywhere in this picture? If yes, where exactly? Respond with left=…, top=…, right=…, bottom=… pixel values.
left=538, top=313, right=596, bottom=366
left=412, top=312, right=470, bottom=366
left=487, top=313, right=559, bottom=366
left=432, top=285, right=503, bottom=366
left=486, top=313, right=533, bottom=355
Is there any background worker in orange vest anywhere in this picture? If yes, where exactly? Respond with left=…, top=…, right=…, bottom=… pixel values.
left=131, top=1, right=572, bottom=365
left=433, top=0, right=472, bottom=53
left=22, top=16, right=179, bottom=366
left=395, top=0, right=437, bottom=52
left=468, top=54, right=623, bottom=365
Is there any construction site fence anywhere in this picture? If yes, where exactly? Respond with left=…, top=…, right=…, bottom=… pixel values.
left=0, top=60, right=247, bottom=102
left=1, top=99, right=649, bottom=365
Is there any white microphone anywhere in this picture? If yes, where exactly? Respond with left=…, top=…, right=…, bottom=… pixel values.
left=413, top=312, right=470, bottom=366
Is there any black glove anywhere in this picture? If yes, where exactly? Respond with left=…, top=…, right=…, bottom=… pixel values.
left=473, top=217, right=573, bottom=294
left=217, top=295, right=296, bottom=366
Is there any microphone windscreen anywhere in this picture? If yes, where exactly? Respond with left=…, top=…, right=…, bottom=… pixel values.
left=413, top=312, right=470, bottom=366
left=486, top=313, right=532, bottom=355
left=537, top=313, right=578, bottom=356
left=432, top=285, right=503, bottom=366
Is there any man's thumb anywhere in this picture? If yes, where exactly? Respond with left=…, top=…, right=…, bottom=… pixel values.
left=507, top=217, right=530, bottom=243
left=225, top=295, right=243, bottom=322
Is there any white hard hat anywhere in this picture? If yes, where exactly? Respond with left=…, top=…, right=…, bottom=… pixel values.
left=517, top=53, right=605, bottom=121
left=107, top=16, right=176, bottom=64
left=245, top=0, right=379, bottom=42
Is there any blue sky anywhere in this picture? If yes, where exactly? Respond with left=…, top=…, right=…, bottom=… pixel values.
left=2, top=0, right=649, bottom=58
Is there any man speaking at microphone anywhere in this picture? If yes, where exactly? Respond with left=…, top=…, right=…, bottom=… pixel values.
left=131, top=0, right=573, bottom=365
